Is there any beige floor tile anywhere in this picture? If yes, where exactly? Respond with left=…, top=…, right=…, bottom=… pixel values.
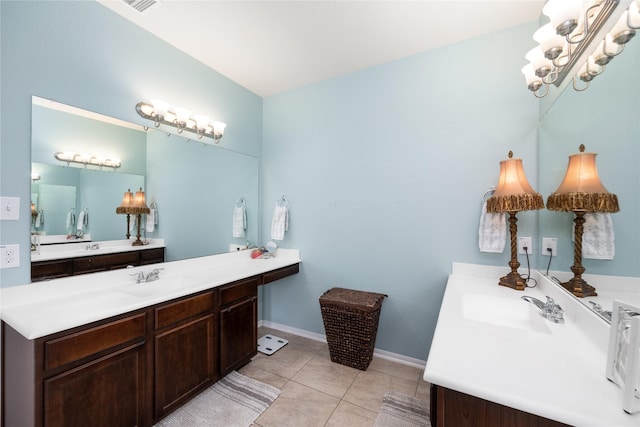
left=368, top=356, right=423, bottom=382
left=255, top=380, right=339, bottom=427
left=238, top=363, right=289, bottom=389
left=291, top=353, right=360, bottom=398
left=343, top=370, right=419, bottom=412
left=325, top=400, right=377, bottom=427
left=416, top=379, right=431, bottom=401
left=248, top=345, right=316, bottom=379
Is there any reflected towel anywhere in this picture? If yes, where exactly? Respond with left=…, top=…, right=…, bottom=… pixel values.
left=232, top=205, right=247, bottom=238
left=65, top=211, right=75, bottom=230
left=77, top=210, right=86, bottom=232
left=146, top=207, right=157, bottom=233
left=270, top=203, right=288, bottom=241
left=35, top=210, right=44, bottom=228
left=478, top=201, right=506, bottom=253
left=574, top=213, right=615, bottom=260
left=130, top=214, right=137, bottom=235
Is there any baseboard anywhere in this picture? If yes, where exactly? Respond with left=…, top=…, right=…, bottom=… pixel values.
left=258, top=320, right=427, bottom=370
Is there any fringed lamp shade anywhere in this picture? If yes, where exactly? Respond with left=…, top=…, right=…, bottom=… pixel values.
left=486, top=152, right=544, bottom=213
left=116, top=189, right=134, bottom=214
left=487, top=151, right=544, bottom=291
left=115, top=188, right=150, bottom=245
left=547, top=145, right=619, bottom=214
left=547, top=144, right=619, bottom=298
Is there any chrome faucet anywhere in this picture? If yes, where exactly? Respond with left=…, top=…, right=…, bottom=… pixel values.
left=85, top=243, right=100, bottom=250
left=522, top=295, right=564, bottom=323
left=145, top=268, right=163, bottom=282
left=130, top=268, right=163, bottom=283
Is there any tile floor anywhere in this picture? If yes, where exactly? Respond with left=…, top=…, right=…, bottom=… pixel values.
left=239, top=327, right=430, bottom=427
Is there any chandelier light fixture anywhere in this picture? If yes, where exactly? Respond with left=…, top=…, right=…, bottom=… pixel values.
left=136, top=99, right=227, bottom=144
left=523, top=0, right=639, bottom=97
left=54, top=152, right=121, bottom=170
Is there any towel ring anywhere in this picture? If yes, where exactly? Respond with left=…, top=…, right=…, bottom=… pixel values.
left=482, top=187, right=496, bottom=202
left=235, top=197, right=246, bottom=208
left=277, top=195, right=288, bottom=207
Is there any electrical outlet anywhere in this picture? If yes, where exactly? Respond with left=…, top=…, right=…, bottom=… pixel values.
left=542, top=237, right=557, bottom=256
left=1, top=244, right=20, bottom=268
left=518, top=237, right=532, bottom=255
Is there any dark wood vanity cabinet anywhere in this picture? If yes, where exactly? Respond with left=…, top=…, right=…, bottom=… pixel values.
left=31, top=247, right=165, bottom=281
left=3, top=312, right=148, bottom=427
left=218, top=277, right=259, bottom=376
left=430, top=385, right=570, bottom=427
left=153, top=292, right=217, bottom=419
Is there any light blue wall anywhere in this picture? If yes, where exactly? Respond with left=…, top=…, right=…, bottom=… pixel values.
left=260, top=23, right=540, bottom=359
left=1, top=1, right=262, bottom=286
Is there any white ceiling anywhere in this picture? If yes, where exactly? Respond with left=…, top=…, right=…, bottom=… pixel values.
left=98, top=0, right=543, bottom=97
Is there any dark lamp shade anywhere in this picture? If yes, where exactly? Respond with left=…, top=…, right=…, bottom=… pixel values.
left=487, top=154, right=544, bottom=213
left=547, top=147, right=619, bottom=213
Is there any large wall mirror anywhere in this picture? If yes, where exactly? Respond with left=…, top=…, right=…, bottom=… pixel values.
left=31, top=96, right=259, bottom=264
left=537, top=40, right=640, bottom=322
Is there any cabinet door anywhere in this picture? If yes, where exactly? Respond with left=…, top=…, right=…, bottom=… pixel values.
left=219, top=295, right=258, bottom=375
left=154, top=314, right=215, bottom=418
left=43, top=342, right=145, bottom=427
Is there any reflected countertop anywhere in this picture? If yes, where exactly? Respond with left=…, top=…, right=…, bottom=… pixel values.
left=31, top=238, right=166, bottom=262
left=2, top=248, right=301, bottom=340
left=424, top=262, right=639, bottom=427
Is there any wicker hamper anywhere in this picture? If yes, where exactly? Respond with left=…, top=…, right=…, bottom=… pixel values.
left=319, top=287, right=386, bottom=370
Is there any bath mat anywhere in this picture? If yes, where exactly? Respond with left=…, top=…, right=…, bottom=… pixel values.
left=257, top=334, right=289, bottom=355
left=154, top=371, right=280, bottom=427
left=374, top=391, right=430, bottom=427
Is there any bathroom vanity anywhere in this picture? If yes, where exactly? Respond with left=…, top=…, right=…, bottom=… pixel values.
left=1, top=249, right=300, bottom=427
left=424, top=263, right=639, bottom=427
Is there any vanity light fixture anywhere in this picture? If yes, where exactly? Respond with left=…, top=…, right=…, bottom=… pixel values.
left=523, top=0, right=639, bottom=97
left=54, top=151, right=121, bottom=170
left=486, top=151, right=545, bottom=291
left=136, top=100, right=227, bottom=144
left=547, top=144, right=619, bottom=298
left=115, top=188, right=150, bottom=246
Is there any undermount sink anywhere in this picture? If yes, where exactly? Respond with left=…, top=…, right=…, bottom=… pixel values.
left=462, top=293, right=552, bottom=334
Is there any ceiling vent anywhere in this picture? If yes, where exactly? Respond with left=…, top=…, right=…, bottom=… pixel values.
left=122, top=0, right=162, bottom=15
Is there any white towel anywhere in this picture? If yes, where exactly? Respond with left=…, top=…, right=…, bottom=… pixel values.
left=478, top=201, right=506, bottom=253
left=146, top=207, right=157, bottom=233
left=232, top=205, right=247, bottom=238
left=270, top=203, right=289, bottom=241
left=574, top=213, right=615, bottom=260
left=77, top=210, right=86, bottom=232
left=35, top=210, right=44, bottom=228
left=66, top=211, right=75, bottom=230
left=129, top=214, right=137, bottom=235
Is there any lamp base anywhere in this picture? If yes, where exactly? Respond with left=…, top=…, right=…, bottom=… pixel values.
left=131, top=238, right=144, bottom=246
left=561, top=277, right=598, bottom=298
left=499, top=271, right=526, bottom=291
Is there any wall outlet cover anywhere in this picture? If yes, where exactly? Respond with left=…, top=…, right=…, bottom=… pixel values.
left=518, top=237, right=533, bottom=255
left=1, top=244, right=20, bottom=268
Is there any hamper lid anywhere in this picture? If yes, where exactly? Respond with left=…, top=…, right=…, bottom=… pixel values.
left=319, top=287, right=387, bottom=310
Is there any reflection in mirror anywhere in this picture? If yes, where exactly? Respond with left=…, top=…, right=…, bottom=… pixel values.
left=31, top=96, right=259, bottom=265
left=538, top=41, right=640, bottom=322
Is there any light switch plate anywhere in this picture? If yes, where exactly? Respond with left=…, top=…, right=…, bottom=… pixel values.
left=0, top=197, right=20, bottom=220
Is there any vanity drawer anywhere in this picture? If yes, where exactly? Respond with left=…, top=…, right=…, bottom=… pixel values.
left=155, top=292, right=215, bottom=330
left=140, top=247, right=165, bottom=265
left=261, top=263, right=299, bottom=285
left=73, top=251, right=140, bottom=273
left=31, top=259, right=73, bottom=281
left=44, top=313, right=147, bottom=371
left=218, top=277, right=259, bottom=307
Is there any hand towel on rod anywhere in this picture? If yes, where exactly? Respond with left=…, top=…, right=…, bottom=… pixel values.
left=232, top=205, right=247, bottom=238
left=270, top=202, right=288, bottom=241
left=35, top=210, right=44, bottom=228
left=478, top=201, right=506, bottom=253
left=77, top=210, right=87, bottom=232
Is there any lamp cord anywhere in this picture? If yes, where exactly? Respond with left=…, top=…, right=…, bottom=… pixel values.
left=545, top=247, right=553, bottom=276
left=522, top=247, right=538, bottom=288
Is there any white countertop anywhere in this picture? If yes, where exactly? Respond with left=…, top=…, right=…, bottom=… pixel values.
left=31, top=238, right=166, bottom=262
left=424, top=263, right=639, bottom=427
left=1, top=248, right=301, bottom=340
